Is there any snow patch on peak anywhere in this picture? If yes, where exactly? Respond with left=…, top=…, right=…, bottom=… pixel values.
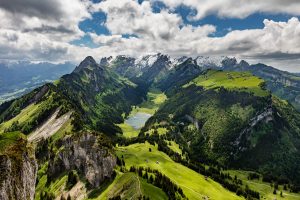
left=148, top=54, right=160, bottom=66
left=195, top=56, right=225, bottom=68
left=169, top=56, right=189, bottom=69
left=134, top=54, right=160, bottom=69
left=107, top=56, right=115, bottom=64
left=99, top=56, right=116, bottom=67
left=195, top=56, right=238, bottom=69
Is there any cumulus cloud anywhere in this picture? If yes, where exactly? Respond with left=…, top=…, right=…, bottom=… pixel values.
left=208, top=17, right=300, bottom=58
left=89, top=33, right=123, bottom=45
left=93, top=0, right=183, bottom=41
left=0, top=0, right=93, bottom=62
left=91, top=0, right=216, bottom=56
left=0, top=0, right=300, bottom=72
left=156, top=0, right=300, bottom=20
left=91, top=1, right=300, bottom=57
left=0, top=0, right=91, bottom=41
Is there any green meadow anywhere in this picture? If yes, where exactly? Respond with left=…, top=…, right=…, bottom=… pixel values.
left=166, top=140, right=183, bottom=155
left=91, top=172, right=168, bottom=200
left=130, top=88, right=167, bottom=116
left=184, top=70, right=269, bottom=97
left=0, top=103, right=40, bottom=133
left=116, top=142, right=243, bottom=200
left=226, top=170, right=300, bottom=200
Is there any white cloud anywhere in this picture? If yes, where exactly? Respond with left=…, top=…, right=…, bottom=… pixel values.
left=90, top=0, right=300, bottom=71
left=206, top=17, right=300, bottom=58
left=0, top=0, right=93, bottom=62
left=0, top=0, right=300, bottom=72
left=155, top=0, right=300, bottom=20
left=0, top=0, right=92, bottom=41
left=89, top=33, right=123, bottom=45
left=91, top=0, right=216, bottom=56
left=93, top=0, right=183, bottom=41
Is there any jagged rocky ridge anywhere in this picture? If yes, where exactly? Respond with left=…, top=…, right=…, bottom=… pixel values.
left=47, top=132, right=116, bottom=188
left=0, top=135, right=37, bottom=200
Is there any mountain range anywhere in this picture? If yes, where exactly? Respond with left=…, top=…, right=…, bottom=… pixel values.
left=0, top=54, right=300, bottom=200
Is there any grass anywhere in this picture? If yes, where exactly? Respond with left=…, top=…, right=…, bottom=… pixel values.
left=166, top=140, right=182, bottom=155
left=116, top=142, right=243, bottom=200
left=140, top=176, right=168, bottom=200
left=35, top=173, right=68, bottom=200
left=145, top=127, right=168, bottom=136
left=226, top=170, right=300, bottom=200
left=89, top=172, right=167, bottom=200
left=89, top=172, right=123, bottom=200
left=0, top=131, right=26, bottom=154
left=184, top=70, right=269, bottom=97
left=118, top=88, right=167, bottom=138
left=34, top=175, right=48, bottom=200
left=49, top=174, right=68, bottom=196
left=35, top=161, right=70, bottom=200
left=130, top=88, right=167, bottom=115
left=0, top=103, right=40, bottom=133
left=50, top=118, right=73, bottom=143
left=118, top=123, right=139, bottom=138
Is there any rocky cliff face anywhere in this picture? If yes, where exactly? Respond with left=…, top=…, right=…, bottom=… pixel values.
left=0, top=139, right=37, bottom=200
left=232, top=106, right=274, bottom=154
left=48, top=132, right=116, bottom=188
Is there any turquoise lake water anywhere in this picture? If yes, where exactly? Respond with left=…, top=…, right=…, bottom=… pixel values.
left=125, top=112, right=152, bottom=129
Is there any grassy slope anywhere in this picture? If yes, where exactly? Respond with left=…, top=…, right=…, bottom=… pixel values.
left=145, top=127, right=168, bottom=136
left=118, top=123, right=139, bottom=138
left=116, top=142, right=243, bottom=200
left=227, top=170, right=300, bottom=200
left=130, top=88, right=167, bottom=115
left=90, top=172, right=168, bottom=200
left=35, top=174, right=68, bottom=200
left=50, top=118, right=73, bottom=143
left=141, top=177, right=168, bottom=200
left=184, top=70, right=269, bottom=97
left=35, top=160, right=71, bottom=200
left=0, top=103, right=40, bottom=133
left=118, top=88, right=167, bottom=138
left=166, top=140, right=182, bottom=155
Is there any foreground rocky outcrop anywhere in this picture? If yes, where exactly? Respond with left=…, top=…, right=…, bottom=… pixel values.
left=48, top=132, right=116, bottom=188
left=0, top=133, right=37, bottom=200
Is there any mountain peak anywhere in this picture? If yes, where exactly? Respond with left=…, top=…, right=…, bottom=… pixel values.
left=221, top=56, right=237, bottom=68
left=73, top=56, right=98, bottom=73
left=239, top=60, right=250, bottom=68
left=195, top=56, right=225, bottom=68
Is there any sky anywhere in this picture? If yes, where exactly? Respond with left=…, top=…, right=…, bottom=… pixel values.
left=0, top=0, right=300, bottom=72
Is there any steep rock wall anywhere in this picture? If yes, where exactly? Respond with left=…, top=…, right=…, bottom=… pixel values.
left=48, top=132, right=116, bottom=188
left=0, top=141, right=37, bottom=200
